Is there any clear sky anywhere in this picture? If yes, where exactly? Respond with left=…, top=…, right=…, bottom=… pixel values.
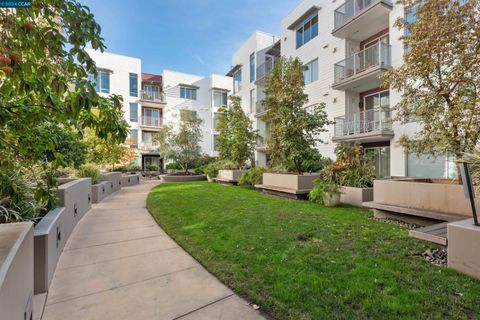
left=80, top=0, right=299, bottom=77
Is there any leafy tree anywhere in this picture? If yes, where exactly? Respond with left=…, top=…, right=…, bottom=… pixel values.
left=155, top=112, right=203, bottom=174
left=0, top=1, right=128, bottom=222
left=216, top=96, right=257, bottom=169
left=384, top=0, right=480, bottom=160
left=263, top=57, right=330, bottom=174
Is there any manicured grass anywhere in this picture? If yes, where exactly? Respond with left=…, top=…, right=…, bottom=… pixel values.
left=147, top=182, right=480, bottom=320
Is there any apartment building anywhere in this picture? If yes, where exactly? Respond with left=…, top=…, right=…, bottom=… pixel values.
left=87, top=49, right=232, bottom=169
left=225, top=0, right=455, bottom=179
left=227, top=31, right=280, bottom=166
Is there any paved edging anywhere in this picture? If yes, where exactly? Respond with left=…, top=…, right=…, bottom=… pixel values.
left=40, top=180, right=265, bottom=320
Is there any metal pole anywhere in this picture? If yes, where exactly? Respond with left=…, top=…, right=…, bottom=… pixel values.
left=461, top=162, right=479, bottom=226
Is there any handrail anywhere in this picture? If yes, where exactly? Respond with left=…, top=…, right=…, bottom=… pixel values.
left=334, top=108, right=391, bottom=137
left=334, top=0, right=390, bottom=29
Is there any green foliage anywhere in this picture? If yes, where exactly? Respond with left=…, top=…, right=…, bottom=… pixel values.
left=216, top=96, right=257, bottom=169
left=166, top=162, right=181, bottom=170
left=287, top=150, right=332, bottom=173
left=76, top=163, right=100, bottom=185
left=155, top=112, right=203, bottom=174
left=308, top=181, right=341, bottom=204
left=203, top=160, right=237, bottom=178
left=462, top=149, right=480, bottom=193
left=146, top=164, right=159, bottom=172
left=237, top=167, right=265, bottom=188
left=384, top=0, right=480, bottom=159
left=263, top=57, right=331, bottom=174
left=126, top=163, right=141, bottom=172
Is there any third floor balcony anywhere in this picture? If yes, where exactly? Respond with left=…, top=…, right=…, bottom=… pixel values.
left=333, top=108, right=393, bottom=143
left=333, top=42, right=391, bottom=92
left=255, top=58, right=278, bottom=86
left=140, top=116, right=162, bottom=128
left=140, top=90, right=166, bottom=104
left=332, top=0, right=392, bottom=41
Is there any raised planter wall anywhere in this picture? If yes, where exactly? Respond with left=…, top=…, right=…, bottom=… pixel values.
left=217, top=170, right=245, bottom=182
left=121, top=173, right=141, bottom=187
left=262, top=173, right=319, bottom=191
left=373, top=179, right=476, bottom=217
left=56, top=178, right=92, bottom=240
left=91, top=181, right=111, bottom=204
left=100, top=172, right=122, bottom=192
left=341, top=186, right=373, bottom=207
left=33, top=208, right=65, bottom=294
left=448, top=219, right=480, bottom=279
left=0, top=222, right=34, bottom=320
left=160, top=175, right=207, bottom=183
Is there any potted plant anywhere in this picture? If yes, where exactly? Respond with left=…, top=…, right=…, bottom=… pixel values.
left=309, top=181, right=341, bottom=207
left=257, top=57, right=331, bottom=199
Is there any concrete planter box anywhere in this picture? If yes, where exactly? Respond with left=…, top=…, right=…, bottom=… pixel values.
left=0, top=222, right=34, bottom=320
left=121, top=173, right=140, bottom=187
left=217, top=170, right=245, bottom=184
left=365, top=179, right=476, bottom=225
left=56, top=178, right=92, bottom=239
left=91, top=181, right=111, bottom=204
left=33, top=208, right=65, bottom=294
left=341, top=186, right=373, bottom=206
left=160, top=174, right=207, bottom=182
left=448, top=219, right=480, bottom=279
left=256, top=173, right=320, bottom=199
left=100, top=172, right=122, bottom=192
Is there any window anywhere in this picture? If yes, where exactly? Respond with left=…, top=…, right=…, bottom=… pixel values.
left=365, top=147, right=390, bottom=178
left=303, top=59, right=318, bottom=85
left=129, top=103, right=138, bottom=122
left=250, top=52, right=255, bottom=83
left=213, top=89, right=228, bottom=108
left=142, top=131, right=155, bottom=144
left=129, top=73, right=138, bottom=97
left=129, top=129, right=138, bottom=147
left=250, top=89, right=256, bottom=113
left=88, top=71, right=110, bottom=93
left=143, top=108, right=161, bottom=126
left=143, top=84, right=160, bottom=99
left=407, top=153, right=457, bottom=179
left=213, top=112, right=221, bottom=130
left=180, top=86, right=197, bottom=100
left=296, top=13, right=318, bottom=48
left=233, top=68, right=242, bottom=94
left=180, top=109, right=198, bottom=121
left=213, top=134, right=219, bottom=152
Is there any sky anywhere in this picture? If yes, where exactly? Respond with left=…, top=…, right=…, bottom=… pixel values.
left=80, top=0, right=299, bottom=77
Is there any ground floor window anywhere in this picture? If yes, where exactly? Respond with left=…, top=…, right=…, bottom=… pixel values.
left=365, top=146, right=390, bottom=178
left=407, top=153, right=457, bottom=179
left=142, top=155, right=161, bottom=171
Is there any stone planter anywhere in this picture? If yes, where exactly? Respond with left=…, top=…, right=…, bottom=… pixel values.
left=448, top=219, right=480, bottom=279
left=100, top=172, right=122, bottom=192
left=121, top=173, right=140, bottom=187
left=216, top=170, right=245, bottom=185
left=91, top=181, right=111, bottom=204
left=56, top=178, right=92, bottom=239
left=33, top=208, right=65, bottom=294
left=0, top=222, right=34, bottom=320
left=256, top=173, right=320, bottom=199
left=324, top=192, right=341, bottom=207
left=341, top=186, right=373, bottom=207
left=364, top=179, right=476, bottom=225
left=160, top=174, right=207, bottom=182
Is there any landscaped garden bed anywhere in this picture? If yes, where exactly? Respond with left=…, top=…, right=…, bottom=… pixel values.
left=147, top=181, right=480, bottom=320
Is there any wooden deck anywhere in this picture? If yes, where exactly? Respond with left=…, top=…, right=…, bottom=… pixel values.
left=409, top=222, right=449, bottom=246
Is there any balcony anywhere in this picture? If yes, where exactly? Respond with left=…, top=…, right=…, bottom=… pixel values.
left=255, top=58, right=277, bottom=86
left=256, top=136, right=267, bottom=151
left=332, top=0, right=392, bottom=41
left=333, top=108, right=393, bottom=143
left=333, top=42, right=391, bottom=92
left=139, top=142, right=159, bottom=152
left=255, top=101, right=267, bottom=118
left=140, top=90, right=166, bottom=104
left=140, top=116, right=162, bottom=128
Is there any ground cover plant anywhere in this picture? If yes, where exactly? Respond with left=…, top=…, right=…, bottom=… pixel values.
left=147, top=182, right=480, bottom=320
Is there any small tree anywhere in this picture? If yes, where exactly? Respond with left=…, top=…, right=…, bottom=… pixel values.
left=216, top=96, right=257, bottom=169
left=384, top=0, right=480, bottom=162
left=263, top=57, right=330, bottom=174
left=85, top=129, right=136, bottom=170
left=155, top=112, right=202, bottom=174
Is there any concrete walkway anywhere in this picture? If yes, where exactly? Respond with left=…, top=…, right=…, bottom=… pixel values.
left=40, top=181, right=264, bottom=320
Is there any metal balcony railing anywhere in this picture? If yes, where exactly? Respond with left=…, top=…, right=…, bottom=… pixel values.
left=140, top=142, right=159, bottom=152
left=256, top=58, right=278, bottom=83
left=141, top=116, right=162, bottom=127
left=334, top=108, right=392, bottom=137
left=334, top=42, right=391, bottom=84
left=334, top=0, right=388, bottom=29
left=256, top=101, right=266, bottom=114
left=257, top=136, right=266, bottom=148
left=140, top=90, right=166, bottom=103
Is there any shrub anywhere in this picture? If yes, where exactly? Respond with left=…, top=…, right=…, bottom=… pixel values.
left=126, top=163, right=141, bottom=172
left=287, top=151, right=332, bottom=173
left=238, top=167, right=266, bottom=188
left=54, top=167, right=76, bottom=178
left=166, top=162, right=181, bottom=170
left=76, top=163, right=101, bottom=184
left=203, top=160, right=237, bottom=178
left=308, top=181, right=341, bottom=204
left=146, top=164, right=159, bottom=172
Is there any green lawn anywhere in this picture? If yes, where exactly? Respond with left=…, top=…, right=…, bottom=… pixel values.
left=147, top=182, right=480, bottom=320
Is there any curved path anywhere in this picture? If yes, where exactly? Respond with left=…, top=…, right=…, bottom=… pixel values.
left=40, top=181, right=264, bottom=320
